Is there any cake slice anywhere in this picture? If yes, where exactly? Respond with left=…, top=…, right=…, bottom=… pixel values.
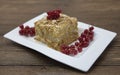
left=34, top=12, right=78, bottom=50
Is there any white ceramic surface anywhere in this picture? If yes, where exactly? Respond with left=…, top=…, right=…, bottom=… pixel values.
left=4, top=13, right=117, bottom=72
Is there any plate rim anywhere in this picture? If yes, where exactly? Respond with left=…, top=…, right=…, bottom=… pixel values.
left=3, top=13, right=117, bottom=72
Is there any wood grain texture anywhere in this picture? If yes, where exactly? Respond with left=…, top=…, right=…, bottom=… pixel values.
left=0, top=0, right=120, bottom=74
left=0, top=66, right=120, bottom=75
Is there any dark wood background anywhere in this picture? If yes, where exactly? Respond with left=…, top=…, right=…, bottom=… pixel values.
left=0, top=0, right=120, bottom=75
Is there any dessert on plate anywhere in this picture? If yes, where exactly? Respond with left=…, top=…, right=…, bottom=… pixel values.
left=18, top=9, right=94, bottom=56
left=19, top=10, right=94, bottom=56
left=34, top=10, right=78, bottom=50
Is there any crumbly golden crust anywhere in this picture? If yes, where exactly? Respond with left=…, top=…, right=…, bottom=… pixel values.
left=34, top=14, right=78, bottom=50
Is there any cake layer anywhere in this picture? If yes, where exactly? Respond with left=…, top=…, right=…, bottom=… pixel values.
left=35, top=14, right=78, bottom=50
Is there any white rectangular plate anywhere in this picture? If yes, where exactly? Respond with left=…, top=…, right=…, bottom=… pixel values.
left=4, top=13, right=117, bottom=72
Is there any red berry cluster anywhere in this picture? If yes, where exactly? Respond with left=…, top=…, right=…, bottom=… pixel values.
left=60, top=26, right=94, bottom=56
left=47, top=9, right=62, bottom=20
left=19, top=25, right=35, bottom=37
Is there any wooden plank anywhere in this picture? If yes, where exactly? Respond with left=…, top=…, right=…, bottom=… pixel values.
left=0, top=45, right=119, bottom=66
left=0, top=66, right=119, bottom=75
left=0, top=36, right=28, bottom=51
left=0, top=0, right=120, bottom=25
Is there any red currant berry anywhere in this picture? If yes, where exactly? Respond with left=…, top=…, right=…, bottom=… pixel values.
left=89, top=26, right=94, bottom=31
left=31, top=27, right=35, bottom=31
left=78, top=43, right=82, bottom=47
left=61, top=49, right=66, bottom=54
left=54, top=9, right=62, bottom=13
left=19, top=25, right=24, bottom=29
left=60, top=44, right=69, bottom=50
left=47, top=9, right=61, bottom=20
left=19, top=29, right=24, bottom=35
left=77, top=47, right=82, bottom=52
left=89, top=35, right=94, bottom=41
left=82, top=41, right=89, bottom=47
left=69, top=49, right=77, bottom=55
left=85, top=37, right=90, bottom=43
left=81, top=33, right=86, bottom=38
left=73, top=50, right=78, bottom=55
left=47, top=11, right=52, bottom=15
left=25, top=26, right=30, bottom=29
left=29, top=31, right=35, bottom=36
left=84, top=29, right=89, bottom=34
left=24, top=30, right=29, bottom=36
left=70, top=45, right=75, bottom=49
left=78, top=37, right=83, bottom=42
left=26, top=29, right=30, bottom=35
left=75, top=42, right=79, bottom=46
left=30, top=27, right=35, bottom=34
left=47, top=15, right=52, bottom=20
left=89, top=31, right=94, bottom=36
left=65, top=50, right=70, bottom=55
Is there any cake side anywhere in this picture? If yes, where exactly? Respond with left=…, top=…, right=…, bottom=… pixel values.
left=34, top=14, right=78, bottom=50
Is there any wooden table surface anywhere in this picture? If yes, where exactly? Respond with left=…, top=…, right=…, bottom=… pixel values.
left=0, top=0, right=120, bottom=75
